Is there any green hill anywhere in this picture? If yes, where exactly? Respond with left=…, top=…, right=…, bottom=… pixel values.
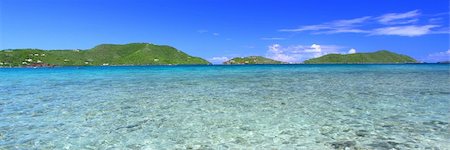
left=0, top=43, right=210, bottom=67
left=223, top=56, right=285, bottom=64
left=304, top=50, right=417, bottom=64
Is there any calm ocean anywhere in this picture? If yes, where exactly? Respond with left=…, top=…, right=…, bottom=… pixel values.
left=1, top=64, right=449, bottom=149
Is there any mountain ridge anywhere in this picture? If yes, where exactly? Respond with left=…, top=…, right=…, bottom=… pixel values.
left=0, top=43, right=210, bottom=67
left=303, top=50, right=417, bottom=64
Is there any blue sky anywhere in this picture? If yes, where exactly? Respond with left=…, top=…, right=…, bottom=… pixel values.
left=1, top=0, right=449, bottom=63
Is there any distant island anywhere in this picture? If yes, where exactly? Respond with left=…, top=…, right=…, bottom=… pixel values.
left=223, top=56, right=285, bottom=64
left=304, top=50, right=417, bottom=64
left=223, top=50, right=418, bottom=65
left=0, top=43, right=210, bottom=67
left=1, top=45, right=422, bottom=67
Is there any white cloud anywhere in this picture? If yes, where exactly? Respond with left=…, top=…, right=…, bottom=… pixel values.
left=306, top=44, right=321, bottom=53
left=268, top=44, right=282, bottom=53
left=348, top=48, right=356, bottom=54
left=213, top=33, right=220, bottom=36
left=371, top=25, right=438, bottom=37
left=279, top=16, right=370, bottom=33
left=209, top=56, right=230, bottom=63
left=332, top=16, right=372, bottom=27
left=266, top=44, right=344, bottom=63
left=279, top=10, right=448, bottom=37
left=377, top=10, right=420, bottom=25
left=426, top=49, right=450, bottom=62
left=279, top=25, right=329, bottom=32
left=267, top=44, right=297, bottom=62
left=314, top=29, right=368, bottom=34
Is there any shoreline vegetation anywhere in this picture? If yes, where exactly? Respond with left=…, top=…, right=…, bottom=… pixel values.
left=0, top=63, right=447, bottom=69
left=303, top=50, right=417, bottom=64
left=0, top=43, right=210, bottom=67
left=0, top=42, right=440, bottom=68
left=1, top=63, right=445, bottom=69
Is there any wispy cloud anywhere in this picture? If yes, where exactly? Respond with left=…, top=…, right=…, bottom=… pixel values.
left=279, top=10, right=448, bottom=37
left=333, top=16, right=372, bottom=27
left=266, top=44, right=345, bottom=63
left=279, top=25, right=329, bottom=32
left=430, top=27, right=450, bottom=34
left=314, top=29, right=368, bottom=34
left=425, top=49, right=450, bottom=62
left=279, top=16, right=370, bottom=33
left=370, top=25, right=438, bottom=37
left=377, top=10, right=420, bottom=25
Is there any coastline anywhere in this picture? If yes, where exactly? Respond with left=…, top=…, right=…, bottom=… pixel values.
left=0, top=63, right=447, bottom=69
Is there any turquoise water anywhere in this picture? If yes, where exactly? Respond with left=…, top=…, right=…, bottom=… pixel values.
left=0, top=64, right=449, bottom=149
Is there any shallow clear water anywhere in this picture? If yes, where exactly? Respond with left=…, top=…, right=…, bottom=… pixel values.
left=0, top=64, right=449, bottom=149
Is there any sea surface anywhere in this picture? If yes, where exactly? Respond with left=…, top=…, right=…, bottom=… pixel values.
left=0, top=64, right=449, bottom=149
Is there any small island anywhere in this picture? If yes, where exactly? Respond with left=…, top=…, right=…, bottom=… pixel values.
left=0, top=43, right=210, bottom=67
left=222, top=50, right=417, bottom=65
left=303, top=50, right=417, bottom=64
left=223, top=56, right=285, bottom=64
